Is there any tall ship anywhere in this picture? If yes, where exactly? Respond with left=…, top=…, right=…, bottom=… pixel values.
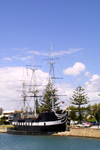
left=8, top=44, right=68, bottom=134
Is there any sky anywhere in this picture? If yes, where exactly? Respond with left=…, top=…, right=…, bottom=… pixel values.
left=0, top=0, right=100, bottom=111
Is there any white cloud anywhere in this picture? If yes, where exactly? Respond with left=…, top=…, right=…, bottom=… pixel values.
left=3, top=57, right=12, bottom=61
left=56, top=75, right=100, bottom=108
left=74, top=78, right=82, bottom=84
left=54, top=83, right=75, bottom=109
left=85, top=74, right=100, bottom=92
left=12, top=55, right=31, bottom=61
left=29, top=51, right=49, bottom=56
left=63, top=62, right=86, bottom=77
left=84, top=71, right=91, bottom=78
left=91, top=74, right=100, bottom=81
left=0, top=66, right=73, bottom=111
left=11, top=48, right=28, bottom=51
left=84, top=74, right=100, bottom=103
left=1, top=66, right=100, bottom=111
left=0, top=67, right=50, bottom=111
left=0, top=67, right=23, bottom=110
left=29, top=48, right=83, bottom=56
left=53, top=48, right=83, bottom=56
left=21, top=56, right=31, bottom=61
left=2, top=48, right=83, bottom=65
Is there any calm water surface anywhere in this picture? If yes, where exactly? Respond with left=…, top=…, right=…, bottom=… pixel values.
left=0, top=133, right=100, bottom=150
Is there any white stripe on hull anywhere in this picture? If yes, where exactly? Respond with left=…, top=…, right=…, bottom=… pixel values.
left=12, top=118, right=66, bottom=127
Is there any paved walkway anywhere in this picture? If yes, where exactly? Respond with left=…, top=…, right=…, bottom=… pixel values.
left=90, top=125, right=100, bottom=129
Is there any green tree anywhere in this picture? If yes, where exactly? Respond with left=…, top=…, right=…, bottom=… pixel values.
left=94, top=103, right=100, bottom=122
left=70, top=85, right=89, bottom=122
left=0, top=116, right=7, bottom=125
left=69, top=105, right=76, bottom=120
left=39, top=81, right=60, bottom=112
left=91, top=103, right=98, bottom=116
left=0, top=108, right=3, bottom=115
left=86, top=104, right=92, bottom=115
left=97, top=103, right=100, bottom=121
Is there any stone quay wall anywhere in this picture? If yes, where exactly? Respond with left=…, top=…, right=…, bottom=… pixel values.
left=70, top=128, right=100, bottom=138
left=52, top=127, right=100, bottom=138
left=0, top=128, right=7, bottom=133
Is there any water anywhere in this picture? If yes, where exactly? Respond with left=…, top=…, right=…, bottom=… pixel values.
left=0, top=133, right=100, bottom=150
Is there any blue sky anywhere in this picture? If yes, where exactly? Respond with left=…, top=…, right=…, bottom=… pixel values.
left=0, top=0, right=100, bottom=110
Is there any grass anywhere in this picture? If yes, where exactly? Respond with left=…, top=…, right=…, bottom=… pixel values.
left=0, top=125, right=14, bottom=128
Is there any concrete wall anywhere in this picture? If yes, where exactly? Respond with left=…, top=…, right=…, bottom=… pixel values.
left=0, top=128, right=7, bottom=132
left=70, top=128, right=100, bottom=138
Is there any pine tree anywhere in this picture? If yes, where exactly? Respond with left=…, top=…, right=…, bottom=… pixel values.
left=70, top=85, right=89, bottom=122
left=93, top=103, right=100, bottom=122
left=39, top=81, right=60, bottom=112
left=69, top=105, right=76, bottom=120
left=91, top=103, right=98, bottom=116
left=0, top=108, right=3, bottom=115
left=86, top=104, right=92, bottom=115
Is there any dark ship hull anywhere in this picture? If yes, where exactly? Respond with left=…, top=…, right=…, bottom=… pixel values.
left=8, top=110, right=67, bottom=134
